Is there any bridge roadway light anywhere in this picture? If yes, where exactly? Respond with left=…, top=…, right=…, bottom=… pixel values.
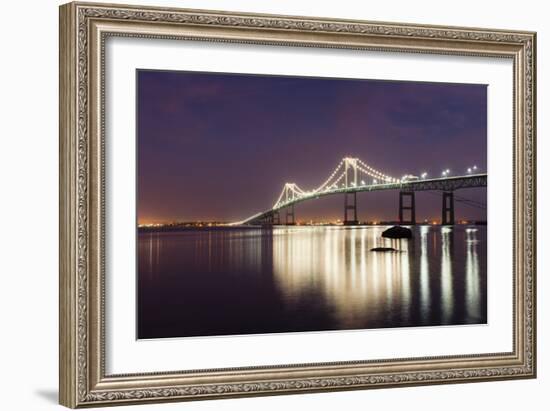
left=467, top=167, right=472, bottom=173
left=421, top=172, right=427, bottom=179
left=361, top=180, right=365, bottom=185
left=373, top=179, right=377, bottom=184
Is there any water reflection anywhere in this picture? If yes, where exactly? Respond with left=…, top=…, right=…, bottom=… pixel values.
left=271, top=227, right=420, bottom=329
left=465, top=228, right=481, bottom=321
left=419, top=225, right=431, bottom=321
left=440, top=226, right=454, bottom=324
left=138, top=225, right=487, bottom=339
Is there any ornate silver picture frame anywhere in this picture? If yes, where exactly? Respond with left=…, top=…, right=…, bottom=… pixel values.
left=59, top=1, right=536, bottom=408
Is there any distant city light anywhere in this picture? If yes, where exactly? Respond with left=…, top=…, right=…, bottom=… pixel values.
left=421, top=172, right=428, bottom=178
left=373, top=179, right=377, bottom=184
left=361, top=180, right=365, bottom=185
left=467, top=167, right=472, bottom=173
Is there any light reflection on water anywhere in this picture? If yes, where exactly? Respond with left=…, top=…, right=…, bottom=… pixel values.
left=138, top=225, right=487, bottom=339
left=440, top=226, right=454, bottom=324
left=419, top=225, right=431, bottom=320
left=465, top=228, right=481, bottom=320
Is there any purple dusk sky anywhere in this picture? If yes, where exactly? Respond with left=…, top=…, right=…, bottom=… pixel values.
left=137, top=70, right=487, bottom=224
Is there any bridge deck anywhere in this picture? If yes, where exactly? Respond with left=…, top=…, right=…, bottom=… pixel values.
left=236, top=173, right=487, bottom=225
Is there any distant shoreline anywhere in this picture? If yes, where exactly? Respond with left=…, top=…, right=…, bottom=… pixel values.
left=138, top=221, right=487, bottom=233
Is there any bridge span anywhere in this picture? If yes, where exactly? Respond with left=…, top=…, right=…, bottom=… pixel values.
left=232, top=157, right=487, bottom=226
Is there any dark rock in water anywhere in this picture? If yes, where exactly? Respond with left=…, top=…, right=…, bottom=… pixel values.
left=382, top=225, right=412, bottom=239
left=370, top=247, right=398, bottom=252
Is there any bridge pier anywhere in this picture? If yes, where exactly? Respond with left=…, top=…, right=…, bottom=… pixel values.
left=399, top=191, right=416, bottom=225
left=272, top=210, right=280, bottom=225
left=442, top=191, right=455, bottom=225
left=344, top=192, right=358, bottom=225
left=260, top=213, right=274, bottom=227
left=285, top=204, right=295, bottom=225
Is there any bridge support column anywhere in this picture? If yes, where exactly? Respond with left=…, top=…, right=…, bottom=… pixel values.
left=442, top=191, right=455, bottom=225
left=344, top=192, right=358, bottom=225
left=260, top=216, right=271, bottom=227
left=285, top=204, right=295, bottom=225
left=399, top=191, right=416, bottom=225
left=260, top=213, right=274, bottom=227
left=272, top=210, right=280, bottom=225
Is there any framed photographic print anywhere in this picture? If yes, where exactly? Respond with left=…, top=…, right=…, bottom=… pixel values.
left=59, top=2, right=537, bottom=408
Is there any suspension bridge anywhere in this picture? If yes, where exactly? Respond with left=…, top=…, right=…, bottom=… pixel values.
left=232, top=157, right=487, bottom=226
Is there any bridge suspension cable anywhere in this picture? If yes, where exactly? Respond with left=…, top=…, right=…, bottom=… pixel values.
left=312, top=159, right=345, bottom=192
left=272, top=157, right=397, bottom=209
left=356, top=159, right=399, bottom=183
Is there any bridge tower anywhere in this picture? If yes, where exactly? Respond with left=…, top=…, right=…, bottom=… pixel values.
left=344, top=157, right=358, bottom=188
left=283, top=183, right=296, bottom=203
left=442, top=191, right=455, bottom=225
left=399, top=191, right=416, bottom=225
left=282, top=183, right=297, bottom=225
left=344, top=192, right=358, bottom=225
left=343, top=158, right=359, bottom=225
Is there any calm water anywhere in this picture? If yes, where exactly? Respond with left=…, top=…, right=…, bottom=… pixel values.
left=138, top=225, right=487, bottom=339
